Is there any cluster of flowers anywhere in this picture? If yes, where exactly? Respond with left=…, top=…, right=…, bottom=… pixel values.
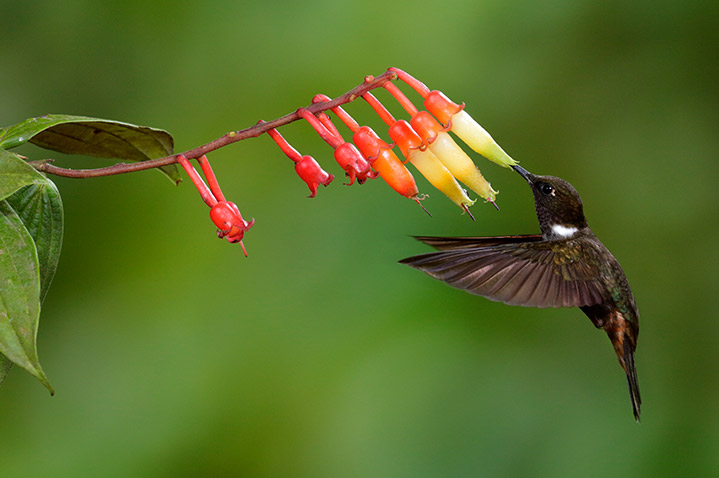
left=180, top=68, right=517, bottom=254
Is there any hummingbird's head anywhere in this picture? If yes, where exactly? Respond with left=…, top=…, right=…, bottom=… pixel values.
left=512, top=165, right=588, bottom=240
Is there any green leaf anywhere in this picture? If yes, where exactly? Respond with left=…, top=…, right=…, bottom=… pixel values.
left=0, top=149, right=48, bottom=201
left=6, top=181, right=63, bottom=303
left=0, top=150, right=58, bottom=392
left=0, top=353, right=12, bottom=387
left=0, top=201, right=53, bottom=393
left=0, top=114, right=180, bottom=184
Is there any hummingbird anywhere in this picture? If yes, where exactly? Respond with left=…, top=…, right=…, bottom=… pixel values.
left=400, top=165, right=641, bottom=421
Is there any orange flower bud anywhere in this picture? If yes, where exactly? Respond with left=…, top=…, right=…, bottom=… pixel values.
left=352, top=126, right=419, bottom=200
left=423, top=90, right=462, bottom=124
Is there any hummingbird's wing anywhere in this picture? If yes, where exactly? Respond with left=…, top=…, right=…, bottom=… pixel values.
left=400, top=237, right=606, bottom=308
left=413, top=234, right=543, bottom=250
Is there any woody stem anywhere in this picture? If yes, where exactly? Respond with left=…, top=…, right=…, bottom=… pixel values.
left=32, top=70, right=398, bottom=179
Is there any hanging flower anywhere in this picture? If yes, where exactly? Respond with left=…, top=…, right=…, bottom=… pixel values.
left=177, top=155, right=254, bottom=255
left=294, top=155, right=334, bottom=197
left=423, top=91, right=517, bottom=169
left=410, top=112, right=498, bottom=204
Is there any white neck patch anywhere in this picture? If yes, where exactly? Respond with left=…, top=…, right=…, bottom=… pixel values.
left=551, top=224, right=579, bottom=238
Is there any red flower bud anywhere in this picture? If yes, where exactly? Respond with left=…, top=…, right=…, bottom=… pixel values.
left=295, top=155, right=334, bottom=197
left=333, top=142, right=376, bottom=185
left=311, top=95, right=420, bottom=206
left=210, top=201, right=255, bottom=256
left=266, top=126, right=335, bottom=197
left=178, top=154, right=254, bottom=254
left=298, top=108, right=376, bottom=185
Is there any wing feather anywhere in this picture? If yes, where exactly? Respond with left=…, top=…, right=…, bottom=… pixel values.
left=400, top=240, right=606, bottom=308
left=413, top=235, right=543, bottom=251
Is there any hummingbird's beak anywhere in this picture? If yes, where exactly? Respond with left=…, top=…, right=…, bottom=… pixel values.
left=512, top=165, right=532, bottom=183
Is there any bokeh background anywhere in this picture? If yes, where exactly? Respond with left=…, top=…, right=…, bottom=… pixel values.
left=2, top=0, right=717, bottom=476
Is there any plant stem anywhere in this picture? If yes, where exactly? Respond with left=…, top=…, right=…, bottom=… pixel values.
left=33, top=70, right=398, bottom=179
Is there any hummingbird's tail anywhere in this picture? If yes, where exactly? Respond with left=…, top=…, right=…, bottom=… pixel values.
left=621, top=338, right=642, bottom=422
left=581, top=305, right=641, bottom=421
left=606, top=324, right=641, bottom=422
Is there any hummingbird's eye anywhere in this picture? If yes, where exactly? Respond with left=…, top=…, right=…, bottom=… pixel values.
left=539, top=183, right=554, bottom=196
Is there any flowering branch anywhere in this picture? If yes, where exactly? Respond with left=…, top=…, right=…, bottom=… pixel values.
left=32, top=71, right=398, bottom=179
left=0, top=66, right=531, bottom=394
left=26, top=66, right=522, bottom=255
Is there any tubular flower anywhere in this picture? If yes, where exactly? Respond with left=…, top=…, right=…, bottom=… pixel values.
left=209, top=201, right=255, bottom=250
left=388, top=68, right=516, bottom=169
left=297, top=108, right=375, bottom=185
left=178, top=155, right=254, bottom=255
left=423, top=91, right=517, bottom=168
left=265, top=125, right=335, bottom=197
left=351, top=126, right=420, bottom=202
left=410, top=112, right=498, bottom=204
left=381, top=80, right=497, bottom=205
left=360, top=90, right=473, bottom=215
left=311, top=95, right=421, bottom=204
left=333, top=142, right=374, bottom=185
left=295, top=155, right=334, bottom=197
left=313, top=110, right=379, bottom=185
left=388, top=120, right=474, bottom=213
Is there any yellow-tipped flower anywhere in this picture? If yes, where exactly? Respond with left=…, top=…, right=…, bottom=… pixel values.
left=424, top=91, right=517, bottom=169
left=388, top=120, right=475, bottom=212
left=410, top=112, right=498, bottom=203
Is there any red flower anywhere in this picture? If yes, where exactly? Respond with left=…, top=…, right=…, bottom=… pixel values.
left=294, top=155, right=334, bottom=197
left=178, top=154, right=254, bottom=255
left=297, top=108, right=376, bottom=184
left=265, top=125, right=334, bottom=197
left=210, top=202, right=255, bottom=254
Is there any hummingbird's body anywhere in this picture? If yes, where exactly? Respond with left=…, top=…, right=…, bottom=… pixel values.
left=400, top=165, right=641, bottom=421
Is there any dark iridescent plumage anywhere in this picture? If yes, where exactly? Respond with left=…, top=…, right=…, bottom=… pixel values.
left=400, top=165, right=641, bottom=421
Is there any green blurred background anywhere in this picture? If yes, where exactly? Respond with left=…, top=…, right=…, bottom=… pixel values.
left=2, top=0, right=717, bottom=476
